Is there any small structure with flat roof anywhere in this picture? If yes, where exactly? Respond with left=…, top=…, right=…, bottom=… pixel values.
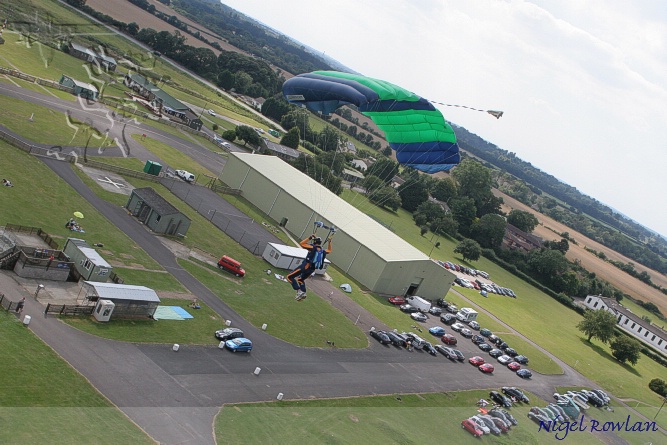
left=63, top=238, right=111, bottom=282
left=82, top=281, right=160, bottom=318
left=59, top=75, right=98, bottom=100
left=125, top=187, right=191, bottom=236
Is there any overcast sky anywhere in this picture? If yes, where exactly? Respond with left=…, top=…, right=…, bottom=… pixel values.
left=222, top=0, right=667, bottom=238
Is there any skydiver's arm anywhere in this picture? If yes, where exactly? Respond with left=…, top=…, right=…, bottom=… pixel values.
left=325, top=239, right=333, bottom=254
left=300, top=235, right=315, bottom=249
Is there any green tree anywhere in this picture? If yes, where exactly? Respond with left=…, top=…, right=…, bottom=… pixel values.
left=261, top=95, right=291, bottom=121
left=316, top=151, right=345, bottom=175
left=471, top=213, right=507, bottom=248
left=528, top=248, right=569, bottom=278
left=366, top=158, right=399, bottom=184
left=280, top=127, right=300, bottom=149
left=431, top=177, right=458, bottom=203
left=452, top=159, right=494, bottom=215
left=222, top=130, right=236, bottom=141
left=317, top=126, right=340, bottom=152
left=361, top=175, right=385, bottom=194
left=450, top=196, right=477, bottom=235
left=576, top=309, right=617, bottom=343
left=610, top=336, right=641, bottom=365
left=368, top=186, right=401, bottom=211
left=507, top=209, right=539, bottom=233
left=454, top=238, right=482, bottom=262
left=235, top=125, right=260, bottom=146
left=398, top=178, right=429, bottom=212
left=649, top=378, right=667, bottom=398
left=414, top=201, right=447, bottom=224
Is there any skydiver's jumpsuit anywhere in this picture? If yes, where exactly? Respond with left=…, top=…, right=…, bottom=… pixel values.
left=287, top=236, right=332, bottom=293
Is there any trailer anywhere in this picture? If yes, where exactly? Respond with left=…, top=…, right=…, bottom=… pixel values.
left=262, top=242, right=330, bottom=275
left=405, top=295, right=432, bottom=313
left=456, top=307, right=479, bottom=323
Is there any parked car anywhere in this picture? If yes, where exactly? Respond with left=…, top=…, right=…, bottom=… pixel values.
left=502, top=387, right=530, bottom=403
left=388, top=296, right=406, bottom=305
left=428, top=326, right=446, bottom=337
left=479, top=363, right=495, bottom=374
left=488, top=348, right=504, bottom=358
left=440, top=313, right=456, bottom=325
left=436, top=345, right=458, bottom=360
left=215, top=327, right=244, bottom=341
left=507, top=362, right=521, bottom=371
left=369, top=329, right=391, bottom=345
left=225, top=337, right=252, bottom=352
left=410, top=312, right=427, bottom=322
left=469, top=356, right=485, bottom=366
left=217, top=255, right=246, bottom=277
left=471, top=335, right=486, bottom=345
left=452, top=349, right=465, bottom=361
left=207, top=109, right=216, bottom=116
left=441, top=334, right=458, bottom=345
left=220, top=141, right=231, bottom=149
left=461, top=419, right=484, bottom=437
left=436, top=298, right=450, bottom=308
left=516, top=368, right=533, bottom=379
left=460, top=328, right=473, bottom=338
left=497, top=355, right=513, bottom=365
left=400, top=304, right=419, bottom=313
left=175, top=169, right=195, bottom=183
left=489, top=390, right=512, bottom=408
left=384, top=331, right=406, bottom=347
left=498, top=342, right=510, bottom=350
left=428, top=306, right=442, bottom=316
left=487, top=334, right=500, bottom=344
left=468, top=320, right=480, bottom=330
left=477, top=415, right=502, bottom=435
left=514, top=355, right=529, bottom=364
left=527, top=411, right=549, bottom=425
left=451, top=322, right=465, bottom=332
left=422, top=342, right=438, bottom=356
left=478, top=343, right=493, bottom=352
left=504, top=348, right=518, bottom=357
left=446, top=304, right=458, bottom=314
left=480, top=328, right=492, bottom=337
left=468, top=416, right=490, bottom=435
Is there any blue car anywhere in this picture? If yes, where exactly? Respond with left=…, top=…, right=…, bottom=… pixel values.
left=428, top=326, right=446, bottom=337
left=225, top=337, right=253, bottom=353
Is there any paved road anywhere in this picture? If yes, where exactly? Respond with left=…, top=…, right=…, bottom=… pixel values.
left=2, top=87, right=619, bottom=444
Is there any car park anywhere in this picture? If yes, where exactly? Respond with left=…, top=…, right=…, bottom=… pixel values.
left=441, top=334, right=457, bottom=345
left=215, top=327, right=244, bottom=341
left=452, top=349, right=465, bottom=361
left=450, top=322, right=465, bottom=332
left=469, top=356, right=485, bottom=366
left=400, top=304, right=418, bottom=313
left=384, top=331, right=406, bottom=347
left=497, top=355, right=513, bottom=365
left=514, top=355, right=529, bottom=364
left=479, top=363, right=495, bottom=374
left=440, top=313, right=456, bottom=325
left=507, top=362, right=521, bottom=371
left=516, top=368, right=533, bottom=379
left=369, top=329, right=391, bottom=345
left=488, top=348, right=503, bottom=358
left=460, top=328, right=473, bottom=338
left=468, top=320, right=480, bottom=330
left=225, top=337, right=252, bottom=352
left=428, top=326, right=446, bottom=337
left=388, top=296, right=406, bottom=305
left=461, top=419, right=483, bottom=437
left=410, top=312, right=427, bottom=322
left=478, top=343, right=493, bottom=352
left=489, top=390, right=512, bottom=408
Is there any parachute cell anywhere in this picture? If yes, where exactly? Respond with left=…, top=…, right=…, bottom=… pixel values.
left=282, top=71, right=460, bottom=173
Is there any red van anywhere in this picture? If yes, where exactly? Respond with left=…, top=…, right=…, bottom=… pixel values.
left=217, top=255, right=245, bottom=277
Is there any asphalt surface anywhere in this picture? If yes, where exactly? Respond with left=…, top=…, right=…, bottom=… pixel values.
left=2, top=85, right=633, bottom=445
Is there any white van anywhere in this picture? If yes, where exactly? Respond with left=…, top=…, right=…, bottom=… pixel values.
left=176, top=169, right=195, bottom=183
left=406, top=296, right=431, bottom=313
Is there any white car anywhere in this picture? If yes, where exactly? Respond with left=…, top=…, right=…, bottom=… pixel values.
left=459, top=278, right=474, bottom=288
left=175, top=169, right=195, bottom=183
left=207, top=109, right=216, bottom=116
left=468, top=321, right=480, bottom=330
left=221, top=141, right=231, bottom=149
left=451, top=322, right=465, bottom=332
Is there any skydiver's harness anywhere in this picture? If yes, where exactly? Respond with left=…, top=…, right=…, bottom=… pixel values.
left=306, top=221, right=335, bottom=270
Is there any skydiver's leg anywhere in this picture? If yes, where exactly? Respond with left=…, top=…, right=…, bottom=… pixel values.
left=287, top=267, right=302, bottom=290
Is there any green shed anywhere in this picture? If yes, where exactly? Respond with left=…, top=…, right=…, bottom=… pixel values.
left=125, top=187, right=191, bottom=236
left=143, top=160, right=162, bottom=176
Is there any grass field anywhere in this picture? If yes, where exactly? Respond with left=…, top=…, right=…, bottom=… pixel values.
left=132, top=134, right=216, bottom=179
left=0, top=312, right=154, bottom=444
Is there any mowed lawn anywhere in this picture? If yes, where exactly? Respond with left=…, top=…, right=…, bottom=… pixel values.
left=0, top=313, right=154, bottom=445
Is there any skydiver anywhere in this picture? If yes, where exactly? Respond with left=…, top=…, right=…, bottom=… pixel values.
left=287, top=233, right=333, bottom=301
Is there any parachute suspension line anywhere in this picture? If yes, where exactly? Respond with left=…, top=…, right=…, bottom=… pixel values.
left=429, top=100, right=504, bottom=119
left=312, top=221, right=336, bottom=244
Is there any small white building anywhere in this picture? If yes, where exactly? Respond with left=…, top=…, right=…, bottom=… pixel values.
left=584, top=295, right=667, bottom=356
left=262, top=242, right=330, bottom=275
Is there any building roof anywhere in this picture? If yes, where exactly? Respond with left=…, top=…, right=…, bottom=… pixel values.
left=132, top=187, right=189, bottom=217
left=267, top=242, right=331, bottom=263
left=64, top=76, right=98, bottom=93
left=83, top=281, right=161, bottom=302
left=230, top=152, right=429, bottom=262
left=79, top=246, right=112, bottom=268
left=96, top=53, right=116, bottom=65
left=127, top=74, right=188, bottom=111
left=262, top=139, right=300, bottom=159
left=70, top=42, right=96, bottom=57
left=343, top=168, right=365, bottom=180
left=597, top=296, right=667, bottom=338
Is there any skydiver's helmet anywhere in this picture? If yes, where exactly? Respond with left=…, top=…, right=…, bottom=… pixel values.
left=313, top=237, right=322, bottom=245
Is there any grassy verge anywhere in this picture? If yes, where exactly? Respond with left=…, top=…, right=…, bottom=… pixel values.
left=0, top=312, right=153, bottom=444
left=131, top=134, right=216, bottom=178
left=180, top=258, right=368, bottom=348
left=111, top=267, right=186, bottom=293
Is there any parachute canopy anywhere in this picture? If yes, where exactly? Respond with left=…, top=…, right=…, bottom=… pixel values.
left=282, top=71, right=459, bottom=173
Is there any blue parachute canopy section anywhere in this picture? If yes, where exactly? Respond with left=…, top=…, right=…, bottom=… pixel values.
left=282, top=71, right=459, bottom=173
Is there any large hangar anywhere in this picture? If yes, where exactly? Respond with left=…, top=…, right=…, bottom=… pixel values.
left=221, top=153, right=455, bottom=300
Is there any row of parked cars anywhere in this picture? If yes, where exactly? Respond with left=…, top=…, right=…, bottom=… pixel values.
left=461, top=407, right=518, bottom=437
left=214, top=327, right=253, bottom=352
left=526, top=389, right=611, bottom=426
left=454, top=277, right=517, bottom=298
left=436, top=260, right=489, bottom=279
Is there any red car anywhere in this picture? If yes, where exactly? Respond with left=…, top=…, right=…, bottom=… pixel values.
left=441, top=334, right=458, bottom=345
left=461, top=418, right=484, bottom=437
left=507, top=361, right=521, bottom=371
left=479, top=363, right=495, bottom=373
left=469, top=356, right=485, bottom=366
left=388, top=296, right=405, bottom=305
